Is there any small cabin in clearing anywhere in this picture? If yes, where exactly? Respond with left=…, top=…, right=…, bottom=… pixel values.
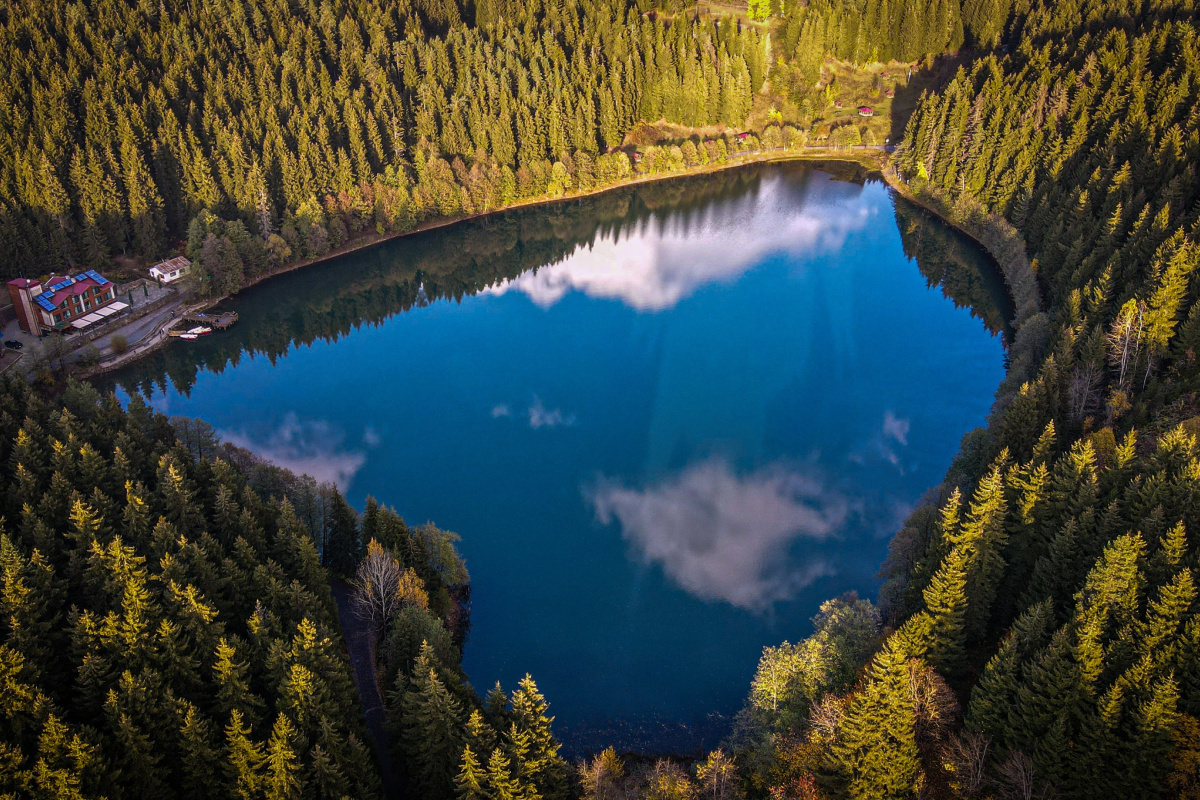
left=150, top=257, right=192, bottom=284
left=858, top=106, right=875, bottom=116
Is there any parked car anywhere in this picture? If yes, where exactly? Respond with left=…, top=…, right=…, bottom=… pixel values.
left=4, top=340, right=23, bottom=350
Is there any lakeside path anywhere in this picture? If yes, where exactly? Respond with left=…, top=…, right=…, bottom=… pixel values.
left=331, top=579, right=401, bottom=800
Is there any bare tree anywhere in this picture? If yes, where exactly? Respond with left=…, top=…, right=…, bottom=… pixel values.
left=808, top=694, right=847, bottom=745
left=352, top=539, right=428, bottom=645
left=579, top=747, right=628, bottom=800
left=908, top=660, right=959, bottom=742
left=1107, top=299, right=1146, bottom=389
left=1067, top=360, right=1102, bottom=423
left=943, top=732, right=990, bottom=798
left=995, top=750, right=1052, bottom=800
left=696, top=749, right=742, bottom=800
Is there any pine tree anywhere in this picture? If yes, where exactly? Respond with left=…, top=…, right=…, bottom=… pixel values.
left=179, top=703, right=222, bottom=800
left=486, top=747, right=521, bottom=800
left=921, top=544, right=970, bottom=673
left=456, top=744, right=486, bottom=800
left=399, top=644, right=466, bottom=798
left=324, top=488, right=361, bottom=576
left=509, top=675, right=568, bottom=799
left=264, top=714, right=303, bottom=800
left=226, top=709, right=266, bottom=798
left=828, top=641, right=921, bottom=800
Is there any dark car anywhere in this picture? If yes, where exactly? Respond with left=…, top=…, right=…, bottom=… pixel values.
left=4, top=340, right=23, bottom=350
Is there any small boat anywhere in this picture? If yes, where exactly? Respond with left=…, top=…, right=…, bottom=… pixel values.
left=185, top=326, right=213, bottom=335
left=179, top=333, right=198, bottom=340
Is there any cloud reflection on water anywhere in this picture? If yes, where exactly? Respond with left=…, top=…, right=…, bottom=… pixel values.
left=484, top=179, right=872, bottom=311
left=586, top=458, right=847, bottom=612
left=219, top=412, right=367, bottom=489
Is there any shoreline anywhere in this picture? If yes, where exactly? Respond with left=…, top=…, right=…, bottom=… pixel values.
left=196, top=145, right=889, bottom=306
left=86, top=144, right=1033, bottom=379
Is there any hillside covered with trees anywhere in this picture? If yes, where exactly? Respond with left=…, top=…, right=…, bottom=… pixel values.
left=0, top=0, right=966, bottom=293
left=0, top=378, right=384, bottom=797
left=712, top=0, right=1200, bottom=798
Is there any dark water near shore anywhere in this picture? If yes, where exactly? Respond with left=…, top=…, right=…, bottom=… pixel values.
left=106, top=163, right=1010, bottom=754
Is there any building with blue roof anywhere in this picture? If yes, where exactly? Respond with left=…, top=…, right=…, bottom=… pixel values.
left=7, top=270, right=124, bottom=335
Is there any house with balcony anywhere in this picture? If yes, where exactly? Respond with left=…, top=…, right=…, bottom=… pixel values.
left=7, top=271, right=128, bottom=335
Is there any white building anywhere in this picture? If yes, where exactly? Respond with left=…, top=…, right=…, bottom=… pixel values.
left=150, top=256, right=192, bottom=284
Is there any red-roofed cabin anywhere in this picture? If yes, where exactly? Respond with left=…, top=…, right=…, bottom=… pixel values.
left=7, top=271, right=119, bottom=334
left=885, top=89, right=895, bottom=98
left=858, top=106, right=875, bottom=116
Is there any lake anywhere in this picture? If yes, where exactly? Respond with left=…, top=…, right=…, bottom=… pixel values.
left=107, top=162, right=1010, bottom=753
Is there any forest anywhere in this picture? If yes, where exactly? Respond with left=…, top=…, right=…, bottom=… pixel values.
left=0, top=0, right=969, bottom=293
left=6, top=0, right=1200, bottom=797
left=727, top=0, right=1200, bottom=798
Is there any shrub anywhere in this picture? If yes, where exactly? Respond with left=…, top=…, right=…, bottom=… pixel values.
left=110, top=334, right=129, bottom=355
left=78, top=343, right=101, bottom=367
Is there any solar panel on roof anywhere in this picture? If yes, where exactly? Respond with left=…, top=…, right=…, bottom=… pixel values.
left=75, top=274, right=87, bottom=281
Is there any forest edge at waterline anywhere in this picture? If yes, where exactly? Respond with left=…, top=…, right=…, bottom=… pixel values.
left=77, top=147, right=1034, bottom=389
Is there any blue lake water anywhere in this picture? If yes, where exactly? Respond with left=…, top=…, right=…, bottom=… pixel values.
left=107, top=163, right=1009, bottom=752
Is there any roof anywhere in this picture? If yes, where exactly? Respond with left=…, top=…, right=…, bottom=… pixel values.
left=6, top=278, right=37, bottom=289
left=35, top=271, right=111, bottom=311
left=151, top=256, right=191, bottom=273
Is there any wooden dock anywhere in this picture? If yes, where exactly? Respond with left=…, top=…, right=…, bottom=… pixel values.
left=181, top=311, right=238, bottom=329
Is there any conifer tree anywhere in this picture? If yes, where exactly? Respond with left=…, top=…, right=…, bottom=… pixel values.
left=325, top=488, right=361, bottom=576
left=398, top=643, right=467, bottom=798
left=828, top=640, right=922, bottom=800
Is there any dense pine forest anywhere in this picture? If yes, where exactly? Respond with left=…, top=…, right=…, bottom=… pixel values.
left=0, top=378, right=384, bottom=797
left=7, top=0, right=1200, bottom=797
left=0, top=0, right=967, bottom=291
left=720, top=0, right=1200, bottom=798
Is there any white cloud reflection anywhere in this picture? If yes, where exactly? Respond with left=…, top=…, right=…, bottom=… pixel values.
left=883, top=410, right=910, bottom=446
left=586, top=458, right=847, bottom=612
left=219, top=413, right=366, bottom=489
left=484, top=179, right=872, bottom=310
left=529, top=396, right=576, bottom=429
